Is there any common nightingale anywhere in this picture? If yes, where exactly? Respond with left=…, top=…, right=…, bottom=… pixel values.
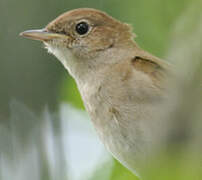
left=20, top=8, right=173, bottom=176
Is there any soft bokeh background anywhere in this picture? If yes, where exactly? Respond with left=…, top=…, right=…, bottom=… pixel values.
left=0, top=0, right=202, bottom=179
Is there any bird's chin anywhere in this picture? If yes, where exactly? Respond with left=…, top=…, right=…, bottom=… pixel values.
left=44, top=41, right=56, bottom=55
left=44, top=42, right=78, bottom=77
left=44, top=42, right=69, bottom=62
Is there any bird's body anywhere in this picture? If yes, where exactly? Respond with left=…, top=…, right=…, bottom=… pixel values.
left=21, top=8, right=172, bottom=175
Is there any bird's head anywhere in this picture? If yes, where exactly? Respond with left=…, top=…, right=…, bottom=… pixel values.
left=21, top=8, right=135, bottom=78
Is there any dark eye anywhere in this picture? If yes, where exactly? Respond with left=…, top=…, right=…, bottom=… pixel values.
left=75, top=22, right=89, bottom=35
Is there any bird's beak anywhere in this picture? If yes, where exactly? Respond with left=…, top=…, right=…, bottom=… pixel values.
left=20, top=29, right=64, bottom=41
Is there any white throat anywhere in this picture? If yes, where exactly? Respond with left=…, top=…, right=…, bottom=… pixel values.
left=45, top=42, right=79, bottom=78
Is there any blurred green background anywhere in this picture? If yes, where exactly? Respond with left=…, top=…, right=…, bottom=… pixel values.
left=0, top=0, right=202, bottom=179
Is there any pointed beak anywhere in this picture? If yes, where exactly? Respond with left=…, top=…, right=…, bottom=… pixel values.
left=20, top=29, right=64, bottom=41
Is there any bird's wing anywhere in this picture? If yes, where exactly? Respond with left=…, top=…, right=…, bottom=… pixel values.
left=132, top=50, right=173, bottom=91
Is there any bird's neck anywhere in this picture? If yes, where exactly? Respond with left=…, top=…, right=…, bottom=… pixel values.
left=46, top=40, right=137, bottom=83
left=73, top=44, right=137, bottom=82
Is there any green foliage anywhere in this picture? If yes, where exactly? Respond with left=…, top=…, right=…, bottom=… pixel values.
left=109, top=160, right=139, bottom=180
left=61, top=75, right=84, bottom=109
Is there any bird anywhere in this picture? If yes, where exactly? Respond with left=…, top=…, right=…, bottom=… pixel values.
left=20, top=8, right=173, bottom=177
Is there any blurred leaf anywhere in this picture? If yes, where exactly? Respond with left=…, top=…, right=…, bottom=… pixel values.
left=60, top=75, right=84, bottom=109
left=88, top=159, right=113, bottom=180
left=110, top=159, right=139, bottom=180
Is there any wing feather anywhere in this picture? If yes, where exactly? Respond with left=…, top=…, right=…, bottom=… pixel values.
left=132, top=51, right=173, bottom=91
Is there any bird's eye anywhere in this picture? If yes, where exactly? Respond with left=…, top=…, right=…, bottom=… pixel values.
left=75, top=22, right=89, bottom=35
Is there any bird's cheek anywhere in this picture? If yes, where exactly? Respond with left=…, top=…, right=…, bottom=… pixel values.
left=86, top=28, right=115, bottom=51
left=84, top=36, right=113, bottom=51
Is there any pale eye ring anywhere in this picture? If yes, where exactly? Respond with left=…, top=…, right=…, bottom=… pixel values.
left=75, top=22, right=89, bottom=35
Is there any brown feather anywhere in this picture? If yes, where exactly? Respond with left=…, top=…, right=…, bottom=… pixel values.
left=131, top=52, right=173, bottom=91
